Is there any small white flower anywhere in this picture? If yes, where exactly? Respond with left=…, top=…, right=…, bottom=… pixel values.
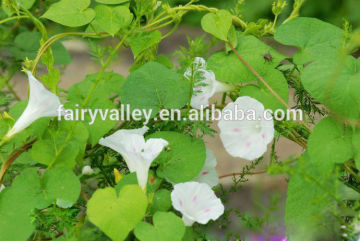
left=99, top=126, right=168, bottom=190
left=82, top=165, right=94, bottom=175
left=0, top=184, right=5, bottom=193
left=218, top=96, right=274, bottom=160
left=5, top=71, right=62, bottom=138
left=171, top=181, right=224, bottom=226
left=184, top=57, right=232, bottom=109
left=193, top=148, right=219, bottom=187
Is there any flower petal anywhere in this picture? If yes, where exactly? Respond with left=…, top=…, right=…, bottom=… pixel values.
left=99, top=127, right=148, bottom=155
left=171, top=181, right=224, bottom=226
left=142, top=138, right=168, bottom=162
left=99, top=126, right=167, bottom=190
left=6, top=71, right=61, bottom=137
left=218, top=96, right=274, bottom=160
left=193, top=148, right=218, bottom=187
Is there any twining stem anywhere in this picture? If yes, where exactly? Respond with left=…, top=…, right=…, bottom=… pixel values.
left=171, top=4, right=247, bottom=29
left=32, top=32, right=107, bottom=74
left=0, top=139, right=37, bottom=185
left=219, top=170, right=267, bottom=179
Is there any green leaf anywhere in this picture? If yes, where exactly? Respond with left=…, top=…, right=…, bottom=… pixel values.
left=120, top=62, right=189, bottom=118
left=8, top=32, right=72, bottom=65
left=31, top=122, right=89, bottom=168
left=274, top=17, right=343, bottom=65
left=42, top=167, right=81, bottom=208
left=148, top=131, right=206, bottom=183
left=87, top=185, right=148, bottom=241
left=225, top=25, right=238, bottom=52
left=134, top=212, right=185, bottom=241
left=201, top=10, right=233, bottom=41
left=95, top=0, right=129, bottom=4
left=301, top=56, right=360, bottom=120
left=182, top=227, right=195, bottom=241
left=237, top=69, right=288, bottom=111
left=16, top=0, right=35, bottom=9
left=0, top=168, right=81, bottom=240
left=208, top=34, right=285, bottom=83
left=128, top=31, right=162, bottom=58
left=150, top=189, right=172, bottom=214
left=308, top=117, right=352, bottom=171
left=67, top=72, right=125, bottom=102
left=115, top=173, right=138, bottom=193
left=208, top=34, right=288, bottom=110
left=285, top=154, right=338, bottom=241
left=0, top=169, right=43, bottom=241
left=42, top=0, right=95, bottom=27
left=93, top=5, right=132, bottom=36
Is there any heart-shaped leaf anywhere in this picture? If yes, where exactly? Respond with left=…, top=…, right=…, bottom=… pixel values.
left=42, top=167, right=81, bottom=208
left=148, top=131, right=206, bottom=183
left=275, top=17, right=343, bottom=65
left=128, top=31, right=162, bottom=58
left=134, top=212, right=185, bottom=241
left=307, top=117, right=353, bottom=171
left=0, top=168, right=81, bottom=241
left=93, top=5, right=133, bottom=36
left=302, top=56, right=360, bottom=120
left=150, top=189, right=172, bottom=214
left=120, top=62, right=189, bottom=118
left=42, top=0, right=95, bottom=27
left=201, top=10, right=233, bottom=41
left=87, top=185, right=147, bottom=241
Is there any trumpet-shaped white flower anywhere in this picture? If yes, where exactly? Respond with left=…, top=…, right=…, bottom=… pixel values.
left=5, top=71, right=62, bottom=138
left=171, top=181, right=224, bottom=226
left=184, top=57, right=232, bottom=109
left=82, top=165, right=95, bottom=175
left=218, top=96, right=274, bottom=160
left=99, top=126, right=168, bottom=189
left=193, top=148, right=219, bottom=187
left=0, top=184, right=5, bottom=193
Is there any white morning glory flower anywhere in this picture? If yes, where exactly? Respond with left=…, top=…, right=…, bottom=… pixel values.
left=218, top=96, right=274, bottom=160
left=99, top=126, right=168, bottom=190
left=5, top=71, right=62, bottom=138
left=184, top=57, right=232, bottom=109
left=171, top=181, right=224, bottom=226
left=193, top=148, right=219, bottom=187
left=0, top=184, right=5, bottom=193
left=82, top=165, right=95, bottom=175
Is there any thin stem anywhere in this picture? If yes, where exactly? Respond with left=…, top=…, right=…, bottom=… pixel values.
left=228, top=42, right=290, bottom=109
left=144, top=20, right=174, bottom=32
left=161, top=21, right=180, bottom=39
left=0, top=139, right=37, bottom=185
left=32, top=32, right=106, bottom=73
left=344, top=161, right=360, bottom=183
left=0, top=15, right=28, bottom=25
left=144, top=15, right=172, bottom=29
left=219, top=170, right=267, bottom=179
left=6, top=82, right=20, bottom=101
